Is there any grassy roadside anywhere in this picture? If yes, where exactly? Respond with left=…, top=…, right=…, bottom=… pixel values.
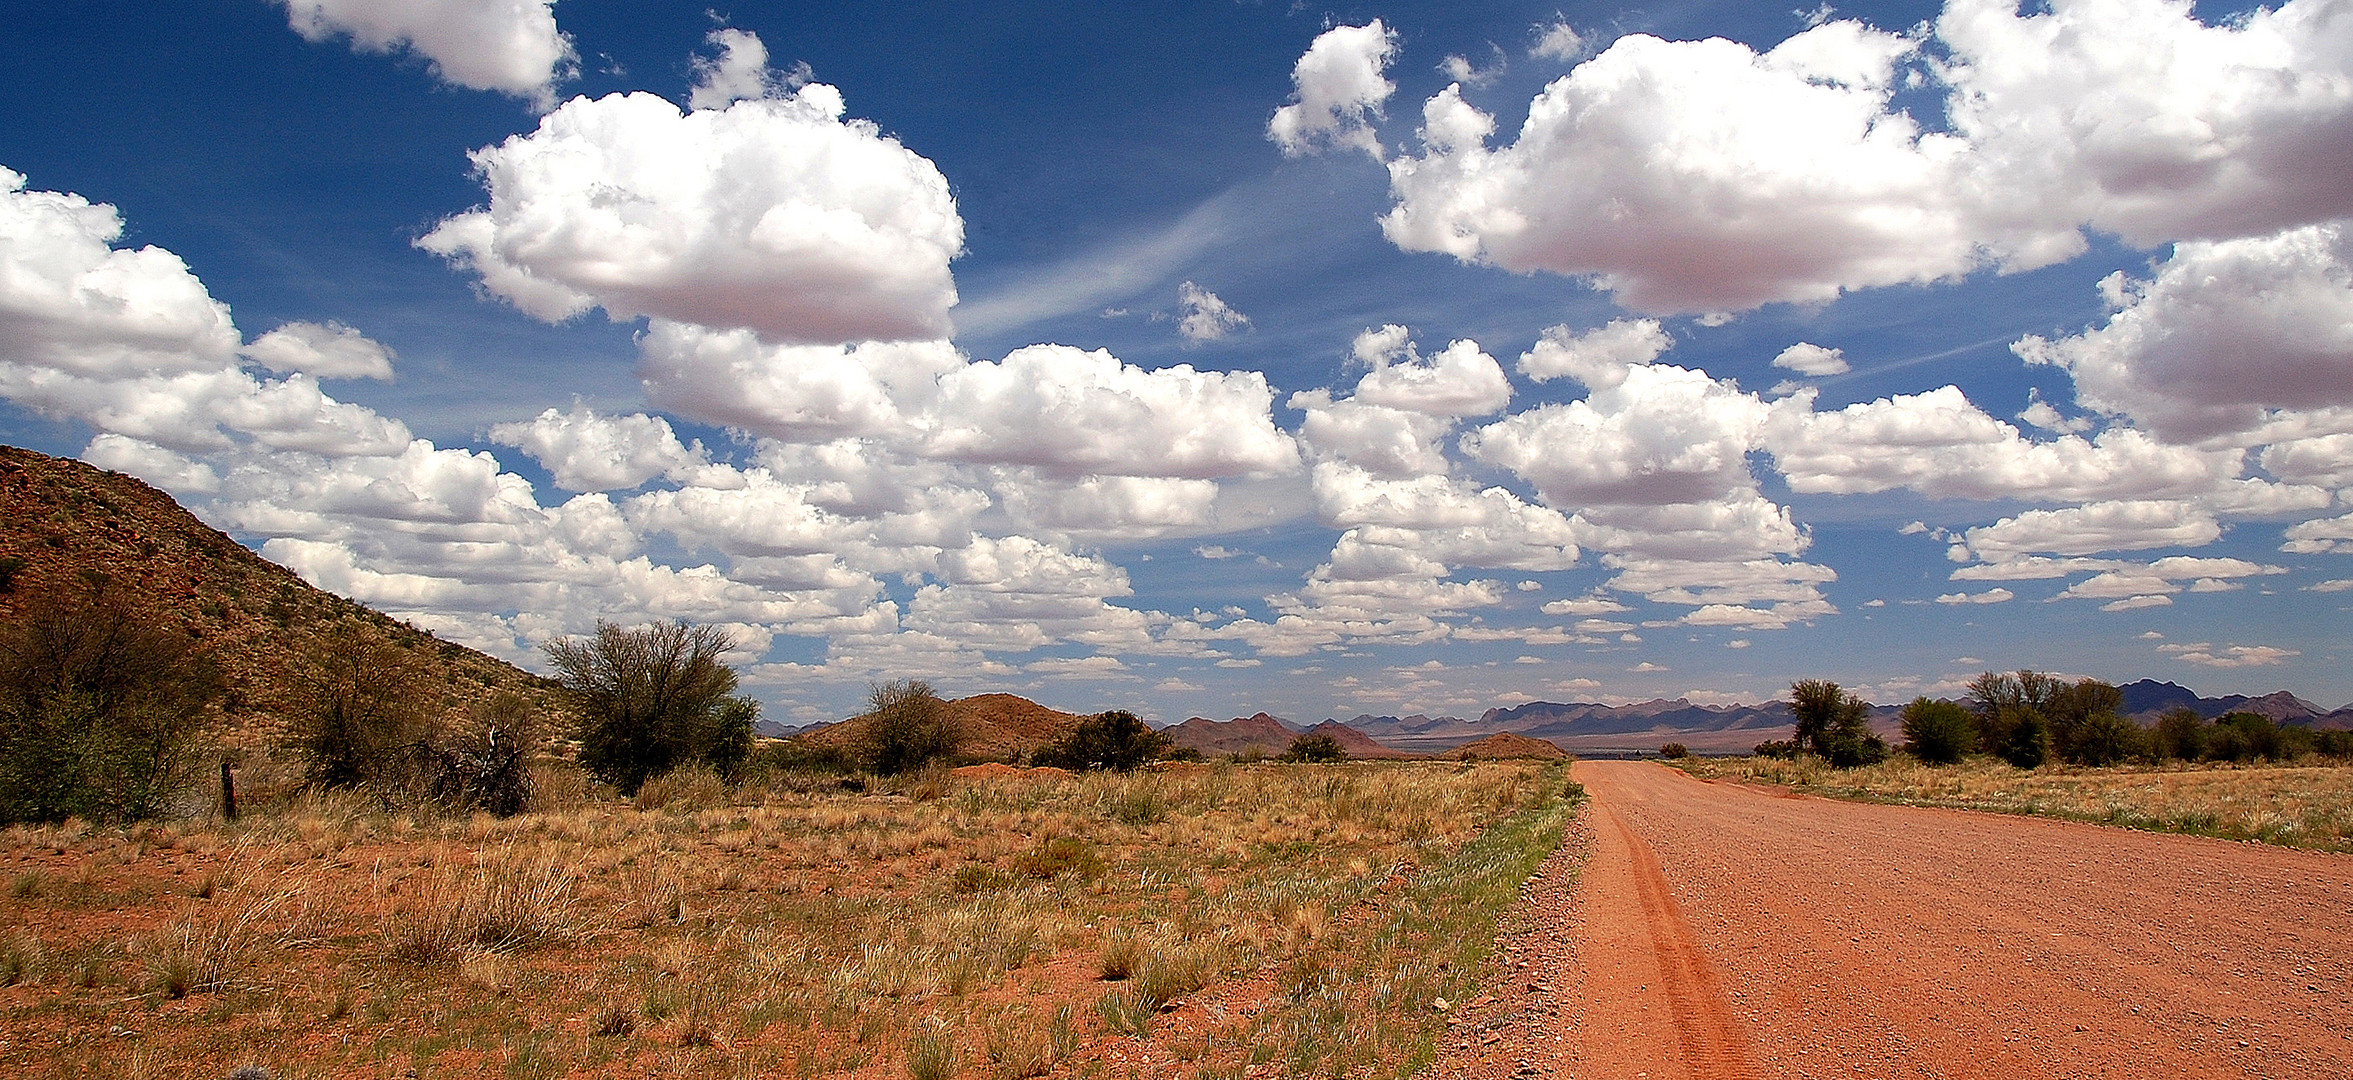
left=1224, top=765, right=1582, bottom=1080
left=1, top=759, right=1581, bottom=1080
left=1668, top=753, right=2353, bottom=853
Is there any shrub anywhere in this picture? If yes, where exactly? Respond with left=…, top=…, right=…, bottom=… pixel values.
left=2151, top=707, right=2206, bottom=761
left=1278, top=734, right=1347, bottom=763
left=1033, top=711, right=1170, bottom=771
left=1967, top=670, right=2061, bottom=757
left=860, top=679, right=958, bottom=776
left=1998, top=710, right=2051, bottom=769
left=282, top=624, right=435, bottom=792
left=546, top=621, right=757, bottom=795
left=0, top=585, right=220, bottom=823
left=1899, top=699, right=1975, bottom=765
left=1658, top=742, right=1689, bottom=759
left=1752, top=739, right=1800, bottom=759
left=2045, top=678, right=2124, bottom=764
left=2068, top=710, right=2150, bottom=767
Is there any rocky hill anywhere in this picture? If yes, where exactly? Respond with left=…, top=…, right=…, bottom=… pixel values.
left=789, top=692, right=1096, bottom=761
left=1165, top=712, right=1300, bottom=757
left=1298, top=719, right=1413, bottom=759
left=0, top=445, right=555, bottom=748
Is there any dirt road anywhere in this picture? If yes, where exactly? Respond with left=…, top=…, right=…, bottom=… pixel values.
left=1434, top=760, right=2353, bottom=1079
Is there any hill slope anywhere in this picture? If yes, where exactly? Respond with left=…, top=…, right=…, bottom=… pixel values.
left=0, top=445, right=554, bottom=747
left=789, top=693, right=1095, bottom=761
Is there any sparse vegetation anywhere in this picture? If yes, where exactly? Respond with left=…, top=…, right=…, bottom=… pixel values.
left=1671, top=752, right=2353, bottom=851
left=0, top=758, right=1569, bottom=1079
left=1659, top=741, right=1689, bottom=759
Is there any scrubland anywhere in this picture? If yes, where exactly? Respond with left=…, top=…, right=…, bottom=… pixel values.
left=0, top=759, right=1577, bottom=1080
left=1672, top=753, right=2353, bottom=852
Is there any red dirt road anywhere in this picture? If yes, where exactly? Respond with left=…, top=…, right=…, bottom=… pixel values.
left=1440, top=760, right=2353, bottom=1079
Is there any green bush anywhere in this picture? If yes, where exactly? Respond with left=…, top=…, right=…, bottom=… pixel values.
left=859, top=679, right=957, bottom=776
left=2067, top=710, right=2150, bottom=767
left=2151, top=707, right=2206, bottom=761
left=1752, top=739, right=1799, bottom=759
left=546, top=621, right=757, bottom=796
left=1033, top=710, right=1170, bottom=771
left=1658, top=742, right=1689, bottom=759
left=0, top=586, right=220, bottom=823
left=1899, top=698, right=1976, bottom=765
left=1997, top=710, right=2051, bottom=769
left=1278, top=733, right=1347, bottom=763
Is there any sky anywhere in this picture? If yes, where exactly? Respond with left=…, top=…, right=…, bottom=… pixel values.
left=2, top=0, right=2350, bottom=725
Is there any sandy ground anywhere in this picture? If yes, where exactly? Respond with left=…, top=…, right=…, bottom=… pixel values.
left=1431, top=760, right=2353, bottom=1079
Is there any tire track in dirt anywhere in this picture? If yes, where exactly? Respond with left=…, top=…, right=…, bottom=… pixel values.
left=1599, top=800, right=1759, bottom=1080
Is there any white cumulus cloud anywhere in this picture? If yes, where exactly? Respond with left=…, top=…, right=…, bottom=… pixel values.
left=1269, top=21, right=1401, bottom=158
left=419, top=85, right=963, bottom=345
left=279, top=0, right=575, bottom=106
left=240, top=321, right=395, bottom=381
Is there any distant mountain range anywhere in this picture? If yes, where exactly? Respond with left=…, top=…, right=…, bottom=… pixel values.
left=2115, top=680, right=2353, bottom=728
left=774, top=678, right=2353, bottom=762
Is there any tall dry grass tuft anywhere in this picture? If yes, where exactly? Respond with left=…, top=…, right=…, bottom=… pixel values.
left=147, top=869, right=305, bottom=997
left=379, top=844, right=585, bottom=964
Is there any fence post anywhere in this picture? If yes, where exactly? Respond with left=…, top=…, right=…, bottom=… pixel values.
left=220, top=760, right=237, bottom=822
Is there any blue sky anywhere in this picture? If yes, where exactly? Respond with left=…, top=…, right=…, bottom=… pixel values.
left=3, top=1, right=2349, bottom=723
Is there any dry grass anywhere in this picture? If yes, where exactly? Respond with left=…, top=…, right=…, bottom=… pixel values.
left=0, top=759, right=1574, bottom=1079
left=1674, top=753, right=2353, bottom=851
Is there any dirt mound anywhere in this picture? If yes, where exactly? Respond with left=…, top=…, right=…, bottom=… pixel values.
left=0, top=445, right=554, bottom=748
left=1440, top=732, right=1569, bottom=760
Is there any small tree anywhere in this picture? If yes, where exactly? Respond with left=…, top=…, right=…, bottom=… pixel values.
left=2151, top=707, right=2206, bottom=761
left=1278, top=733, right=1347, bottom=763
left=1659, top=742, right=1690, bottom=760
left=1967, top=670, right=2059, bottom=757
left=1034, top=710, right=1171, bottom=772
left=547, top=621, right=756, bottom=795
left=284, top=624, right=435, bottom=790
left=1790, top=679, right=1885, bottom=767
left=860, top=679, right=957, bottom=776
left=1899, top=698, right=1975, bottom=765
left=1788, top=679, right=1844, bottom=755
left=0, top=586, right=220, bottom=822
